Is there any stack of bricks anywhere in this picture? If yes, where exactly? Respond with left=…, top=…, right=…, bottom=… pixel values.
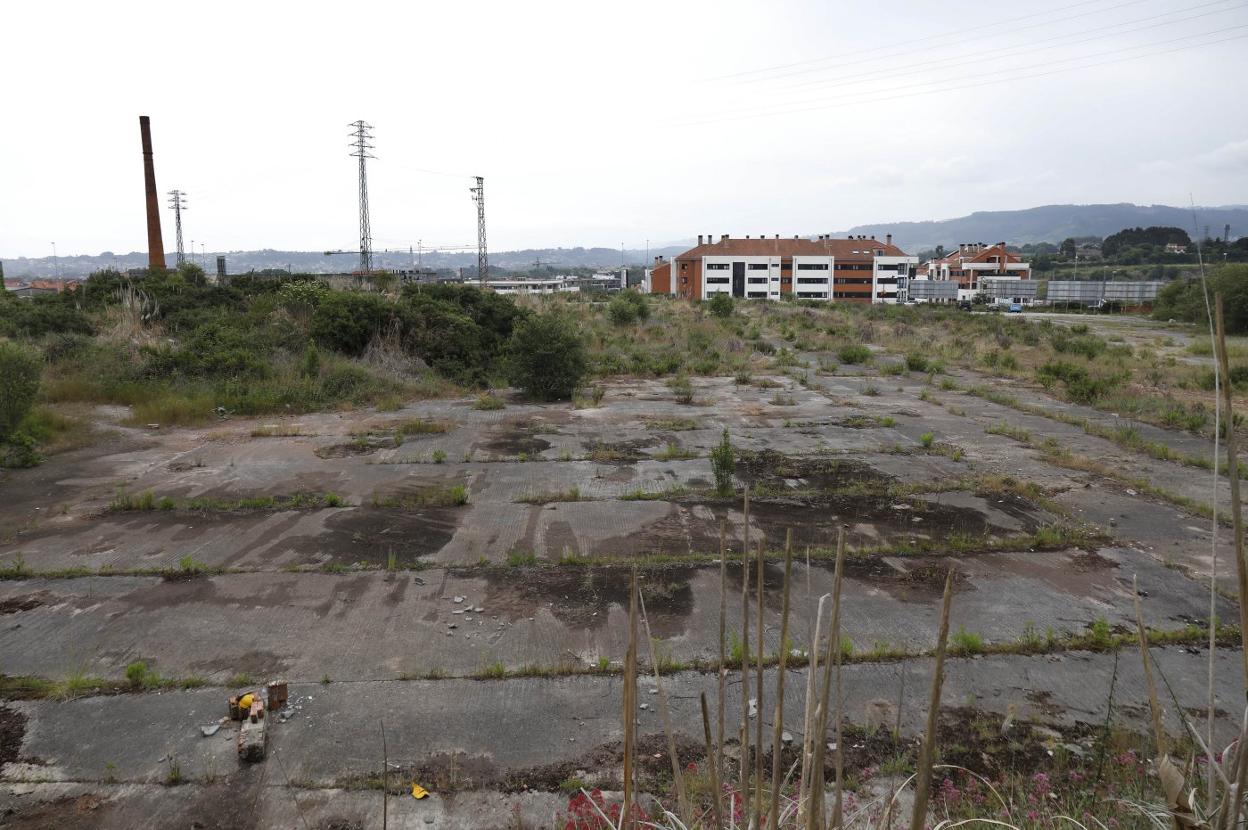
left=238, top=699, right=267, bottom=762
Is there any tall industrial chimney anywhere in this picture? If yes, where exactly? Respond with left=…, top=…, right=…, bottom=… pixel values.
left=139, top=116, right=167, bottom=271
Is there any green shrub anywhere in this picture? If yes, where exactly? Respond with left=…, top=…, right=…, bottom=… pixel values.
left=706, top=294, right=734, bottom=318
left=507, top=312, right=587, bottom=401
left=300, top=341, right=321, bottom=378
left=904, top=353, right=930, bottom=372
left=710, top=429, right=735, bottom=497
left=0, top=341, right=40, bottom=439
left=837, top=344, right=872, bottom=364
left=473, top=391, right=505, bottom=410
left=607, top=291, right=649, bottom=326
left=949, top=626, right=983, bottom=655
left=0, top=294, right=94, bottom=339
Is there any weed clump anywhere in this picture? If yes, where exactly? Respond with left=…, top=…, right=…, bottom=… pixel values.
left=710, top=429, right=735, bottom=497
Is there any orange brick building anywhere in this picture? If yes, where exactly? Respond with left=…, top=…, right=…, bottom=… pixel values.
left=645, top=234, right=916, bottom=304
left=925, top=242, right=1030, bottom=292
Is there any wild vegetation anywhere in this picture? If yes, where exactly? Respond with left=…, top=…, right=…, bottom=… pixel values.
left=0, top=265, right=593, bottom=463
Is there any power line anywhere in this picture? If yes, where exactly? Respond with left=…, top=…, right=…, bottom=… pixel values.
left=469, top=176, right=488, bottom=284
left=679, top=23, right=1248, bottom=126
left=349, top=120, right=375, bottom=274
left=704, top=0, right=1143, bottom=83
left=167, top=189, right=188, bottom=266
left=777, top=0, right=1240, bottom=95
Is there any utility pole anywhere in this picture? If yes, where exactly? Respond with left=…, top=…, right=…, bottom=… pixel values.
left=168, top=190, right=188, bottom=266
left=51, top=242, right=59, bottom=279
left=470, top=176, right=487, bottom=284
left=349, top=120, right=375, bottom=274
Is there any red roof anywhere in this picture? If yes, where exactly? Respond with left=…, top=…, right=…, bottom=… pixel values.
left=675, top=236, right=908, bottom=262
left=933, top=243, right=1021, bottom=267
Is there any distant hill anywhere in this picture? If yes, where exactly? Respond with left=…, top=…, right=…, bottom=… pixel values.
left=836, top=203, right=1248, bottom=253
left=0, top=245, right=690, bottom=280
left=7, top=203, right=1247, bottom=278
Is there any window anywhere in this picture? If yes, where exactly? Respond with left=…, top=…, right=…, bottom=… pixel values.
left=837, top=277, right=873, bottom=285
left=747, top=291, right=768, bottom=298
left=796, top=277, right=828, bottom=284
left=797, top=263, right=829, bottom=270
left=706, top=276, right=729, bottom=284
left=706, top=263, right=729, bottom=271
left=836, top=263, right=872, bottom=271
left=680, top=263, right=688, bottom=271
left=797, top=292, right=826, bottom=299
left=781, top=277, right=792, bottom=285
left=747, top=277, right=768, bottom=284
left=748, top=263, right=768, bottom=270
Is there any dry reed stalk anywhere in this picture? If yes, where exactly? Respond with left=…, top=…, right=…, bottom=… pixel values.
left=768, top=530, right=794, bottom=830
left=702, top=691, right=724, bottom=830
left=1216, top=295, right=1248, bottom=830
left=831, top=528, right=847, bottom=830
left=718, top=521, right=728, bottom=790
left=1215, top=295, right=1248, bottom=686
left=754, top=537, right=766, bottom=830
left=1133, top=576, right=1199, bottom=830
left=797, top=593, right=830, bottom=826
left=622, top=569, right=638, bottom=827
left=741, top=490, right=753, bottom=803
left=807, top=528, right=846, bottom=830
left=639, top=590, right=691, bottom=823
left=909, top=569, right=954, bottom=830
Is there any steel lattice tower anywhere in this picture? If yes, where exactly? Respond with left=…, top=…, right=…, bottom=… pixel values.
left=167, top=190, right=188, bottom=266
left=470, top=176, right=488, bottom=283
left=349, top=121, right=375, bottom=274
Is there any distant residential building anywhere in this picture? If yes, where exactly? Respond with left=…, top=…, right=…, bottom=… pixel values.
left=651, top=234, right=917, bottom=304
left=926, top=242, right=1030, bottom=298
left=486, top=276, right=579, bottom=295
left=1074, top=245, right=1103, bottom=260
left=3, top=278, right=79, bottom=298
left=1164, top=242, right=1188, bottom=254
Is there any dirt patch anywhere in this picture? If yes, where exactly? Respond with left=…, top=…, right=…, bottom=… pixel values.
left=481, top=565, right=696, bottom=633
left=0, top=794, right=109, bottom=830
left=318, top=820, right=364, bottom=830
left=479, top=418, right=561, bottom=457
left=0, top=706, right=27, bottom=766
left=736, top=450, right=894, bottom=492
left=315, top=506, right=461, bottom=564
left=393, top=733, right=704, bottom=794
left=0, top=594, right=48, bottom=614
left=584, top=438, right=658, bottom=464
left=315, top=438, right=393, bottom=459
left=934, top=707, right=1092, bottom=779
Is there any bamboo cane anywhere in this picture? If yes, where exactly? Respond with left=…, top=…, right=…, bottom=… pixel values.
left=768, top=530, right=794, bottom=830
left=754, top=536, right=766, bottom=830
left=703, top=691, right=724, bottom=830
left=909, top=570, right=954, bottom=830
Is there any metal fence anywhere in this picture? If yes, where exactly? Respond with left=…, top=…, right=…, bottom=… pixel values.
left=1045, top=280, right=1163, bottom=305
left=906, top=279, right=958, bottom=301
left=981, top=278, right=1038, bottom=301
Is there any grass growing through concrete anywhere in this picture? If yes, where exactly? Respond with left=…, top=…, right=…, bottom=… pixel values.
left=109, top=491, right=347, bottom=512
left=515, top=487, right=591, bottom=505
left=371, top=485, right=468, bottom=508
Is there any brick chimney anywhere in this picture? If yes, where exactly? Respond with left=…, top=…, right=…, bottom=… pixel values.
left=886, top=233, right=892, bottom=246
left=697, top=235, right=703, bottom=245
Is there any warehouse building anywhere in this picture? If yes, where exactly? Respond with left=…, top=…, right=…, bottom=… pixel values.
left=647, top=234, right=917, bottom=304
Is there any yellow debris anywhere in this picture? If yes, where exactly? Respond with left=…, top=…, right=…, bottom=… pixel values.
left=411, top=782, right=428, bottom=800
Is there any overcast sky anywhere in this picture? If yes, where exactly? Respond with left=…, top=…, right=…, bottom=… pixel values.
left=2, top=0, right=1246, bottom=259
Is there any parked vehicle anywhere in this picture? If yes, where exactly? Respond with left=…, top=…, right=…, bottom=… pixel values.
left=1008, top=303, right=1023, bottom=313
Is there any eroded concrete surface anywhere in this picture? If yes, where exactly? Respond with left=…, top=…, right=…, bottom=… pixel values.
left=0, top=349, right=1244, bottom=825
